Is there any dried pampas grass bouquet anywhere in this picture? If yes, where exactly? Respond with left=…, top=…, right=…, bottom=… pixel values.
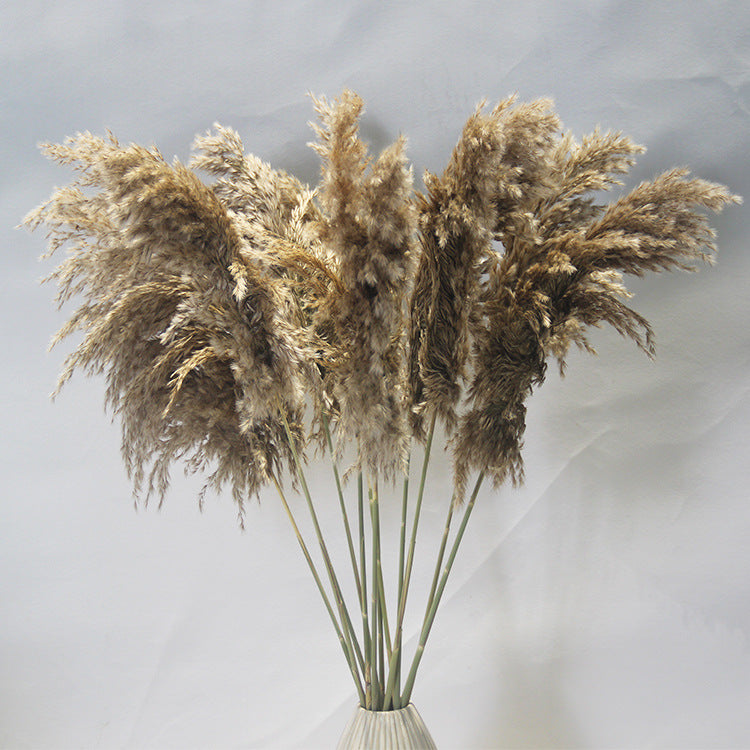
left=27, top=90, right=739, bottom=743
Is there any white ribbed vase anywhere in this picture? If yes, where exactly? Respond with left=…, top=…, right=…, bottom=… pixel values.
left=336, top=704, right=437, bottom=749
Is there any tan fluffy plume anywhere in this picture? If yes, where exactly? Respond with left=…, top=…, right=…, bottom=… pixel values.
left=309, top=91, right=416, bottom=478
left=27, top=93, right=740, bottom=510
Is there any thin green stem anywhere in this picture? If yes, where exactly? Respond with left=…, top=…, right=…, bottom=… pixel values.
left=368, top=480, right=381, bottom=708
left=370, top=477, right=392, bottom=660
left=378, top=603, right=386, bottom=708
left=322, top=413, right=363, bottom=606
left=357, top=472, right=372, bottom=708
left=424, top=493, right=455, bottom=623
left=279, top=410, right=366, bottom=678
left=371, top=478, right=392, bottom=707
left=272, top=476, right=365, bottom=706
left=384, top=411, right=437, bottom=708
left=400, top=471, right=485, bottom=705
left=395, top=453, right=411, bottom=701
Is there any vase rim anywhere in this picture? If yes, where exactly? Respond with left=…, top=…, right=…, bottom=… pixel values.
left=355, top=703, right=416, bottom=713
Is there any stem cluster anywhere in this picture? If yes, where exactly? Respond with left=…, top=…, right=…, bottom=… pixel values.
left=275, top=409, right=485, bottom=710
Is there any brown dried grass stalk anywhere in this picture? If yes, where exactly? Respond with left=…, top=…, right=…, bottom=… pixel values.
left=27, top=92, right=739, bottom=708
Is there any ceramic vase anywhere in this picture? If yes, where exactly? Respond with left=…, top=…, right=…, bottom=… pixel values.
left=337, top=703, right=437, bottom=749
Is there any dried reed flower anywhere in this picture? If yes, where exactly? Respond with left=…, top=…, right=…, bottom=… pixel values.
left=27, top=92, right=739, bottom=713
left=27, top=92, right=738, bottom=507
left=408, top=97, right=559, bottom=435
left=310, top=90, right=416, bottom=478
left=190, top=122, right=305, bottom=237
left=452, top=131, right=740, bottom=497
left=25, top=133, right=308, bottom=520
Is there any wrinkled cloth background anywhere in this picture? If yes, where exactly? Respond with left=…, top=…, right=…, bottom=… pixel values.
left=2, top=1, right=749, bottom=748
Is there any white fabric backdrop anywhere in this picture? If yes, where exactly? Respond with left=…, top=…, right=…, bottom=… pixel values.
left=2, top=1, right=749, bottom=747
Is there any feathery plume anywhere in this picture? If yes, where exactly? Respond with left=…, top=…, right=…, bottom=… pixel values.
left=310, top=91, right=416, bottom=478
left=27, top=93, right=739, bottom=711
left=409, top=97, right=559, bottom=435
left=26, top=133, right=308, bottom=517
left=453, top=133, right=740, bottom=497
left=27, top=95, right=738, bottom=506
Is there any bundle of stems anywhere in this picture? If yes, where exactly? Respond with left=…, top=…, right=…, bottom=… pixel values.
left=277, top=406, right=484, bottom=709
left=26, top=91, right=739, bottom=709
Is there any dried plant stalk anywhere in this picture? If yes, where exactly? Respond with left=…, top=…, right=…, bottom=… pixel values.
left=26, top=133, right=310, bottom=521
left=26, top=92, right=739, bottom=709
left=310, top=91, right=415, bottom=479
left=454, top=156, right=739, bottom=497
